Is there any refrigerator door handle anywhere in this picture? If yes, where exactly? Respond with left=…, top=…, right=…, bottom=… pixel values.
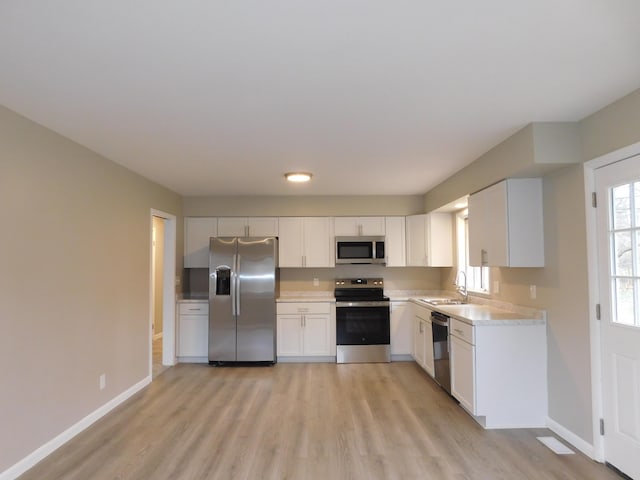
left=235, top=254, right=241, bottom=316
left=230, top=256, right=237, bottom=316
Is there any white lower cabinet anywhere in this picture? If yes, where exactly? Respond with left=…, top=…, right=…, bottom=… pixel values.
left=449, top=317, right=547, bottom=428
left=390, top=301, right=412, bottom=357
left=277, top=302, right=334, bottom=359
left=450, top=331, right=475, bottom=413
left=177, top=301, right=209, bottom=362
left=411, top=303, right=434, bottom=376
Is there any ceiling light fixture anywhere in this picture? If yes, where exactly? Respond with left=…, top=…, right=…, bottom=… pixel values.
left=284, top=172, right=313, bottom=183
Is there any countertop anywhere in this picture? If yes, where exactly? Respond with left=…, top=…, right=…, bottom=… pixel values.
left=410, top=297, right=546, bottom=326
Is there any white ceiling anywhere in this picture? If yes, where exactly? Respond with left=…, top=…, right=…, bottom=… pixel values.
left=1, top=1, right=639, bottom=196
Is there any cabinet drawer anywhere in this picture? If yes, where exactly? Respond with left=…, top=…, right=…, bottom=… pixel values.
left=178, top=302, right=209, bottom=315
left=277, top=302, right=331, bottom=315
left=450, top=318, right=474, bottom=344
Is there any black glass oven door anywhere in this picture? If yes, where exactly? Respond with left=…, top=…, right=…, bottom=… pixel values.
left=336, top=305, right=390, bottom=345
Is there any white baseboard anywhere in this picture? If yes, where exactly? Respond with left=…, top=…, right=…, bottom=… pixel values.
left=546, top=416, right=596, bottom=459
left=0, top=376, right=152, bottom=480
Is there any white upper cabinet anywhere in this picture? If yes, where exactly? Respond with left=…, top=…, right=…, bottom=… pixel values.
left=405, top=213, right=453, bottom=267
left=384, top=216, right=406, bottom=267
left=278, top=217, right=334, bottom=268
left=333, top=217, right=386, bottom=236
left=468, top=178, right=544, bottom=267
left=217, top=217, right=278, bottom=237
left=184, top=217, right=218, bottom=268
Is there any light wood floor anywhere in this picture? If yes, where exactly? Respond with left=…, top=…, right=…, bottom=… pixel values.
left=19, top=363, right=621, bottom=480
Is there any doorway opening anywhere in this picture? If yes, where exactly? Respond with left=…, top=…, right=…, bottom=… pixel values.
left=149, top=209, right=177, bottom=379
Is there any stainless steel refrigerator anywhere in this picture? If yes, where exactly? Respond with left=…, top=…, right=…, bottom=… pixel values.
left=208, top=237, right=278, bottom=364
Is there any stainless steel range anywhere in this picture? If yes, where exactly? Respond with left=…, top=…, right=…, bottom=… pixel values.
left=334, top=278, right=391, bottom=363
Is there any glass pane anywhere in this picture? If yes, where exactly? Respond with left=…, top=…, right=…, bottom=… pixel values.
left=612, top=184, right=631, bottom=230
left=637, top=230, right=640, bottom=276
left=613, top=231, right=633, bottom=276
left=635, top=182, right=640, bottom=226
left=614, top=277, right=635, bottom=325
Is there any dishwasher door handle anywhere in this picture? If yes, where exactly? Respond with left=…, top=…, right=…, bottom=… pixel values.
left=431, top=316, right=449, bottom=327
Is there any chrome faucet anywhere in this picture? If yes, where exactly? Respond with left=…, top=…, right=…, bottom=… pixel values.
left=455, top=270, right=468, bottom=303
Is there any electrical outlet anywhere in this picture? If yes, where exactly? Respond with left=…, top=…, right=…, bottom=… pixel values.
left=529, top=285, right=537, bottom=300
left=313, top=278, right=319, bottom=287
left=99, top=374, right=106, bottom=390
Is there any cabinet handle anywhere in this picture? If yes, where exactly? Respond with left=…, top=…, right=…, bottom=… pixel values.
left=454, top=328, right=463, bottom=335
left=245, top=225, right=249, bottom=236
left=188, top=308, right=201, bottom=311
left=302, top=255, right=306, bottom=267
left=481, top=249, right=488, bottom=266
left=419, top=322, right=423, bottom=333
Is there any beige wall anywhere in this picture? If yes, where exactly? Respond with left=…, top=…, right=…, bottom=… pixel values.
left=0, top=105, right=182, bottom=472
left=280, top=266, right=442, bottom=294
left=184, top=195, right=425, bottom=217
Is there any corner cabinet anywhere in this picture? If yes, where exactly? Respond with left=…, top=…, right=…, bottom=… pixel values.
left=405, top=213, right=453, bottom=267
left=177, top=301, right=209, bottom=362
left=276, top=302, right=335, bottom=360
left=449, top=317, right=547, bottom=428
left=468, top=178, right=544, bottom=267
left=278, top=217, right=334, bottom=268
left=184, top=218, right=218, bottom=268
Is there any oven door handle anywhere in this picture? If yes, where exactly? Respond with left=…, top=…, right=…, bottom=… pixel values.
left=335, top=301, right=390, bottom=307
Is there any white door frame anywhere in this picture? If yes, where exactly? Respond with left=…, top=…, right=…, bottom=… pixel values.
left=584, top=139, right=640, bottom=462
left=150, top=209, right=177, bottom=375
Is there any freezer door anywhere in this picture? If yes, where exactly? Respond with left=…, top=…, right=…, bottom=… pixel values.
left=236, top=237, right=277, bottom=362
left=209, top=237, right=238, bottom=362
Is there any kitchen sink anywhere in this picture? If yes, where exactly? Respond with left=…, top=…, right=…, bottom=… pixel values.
left=421, top=298, right=466, bottom=306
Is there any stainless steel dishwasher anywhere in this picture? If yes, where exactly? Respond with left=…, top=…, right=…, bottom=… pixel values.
left=431, top=310, right=451, bottom=394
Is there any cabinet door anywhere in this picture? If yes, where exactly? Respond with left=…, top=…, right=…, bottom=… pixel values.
left=334, top=217, right=385, bottom=236
left=178, top=315, right=209, bottom=357
left=412, top=315, right=426, bottom=366
left=303, top=217, right=333, bottom=267
left=217, top=217, right=247, bottom=236
left=359, top=217, right=386, bottom=236
left=247, top=217, right=278, bottom=237
left=406, top=214, right=427, bottom=266
left=426, top=213, right=453, bottom=267
left=390, top=302, right=411, bottom=355
left=482, top=182, right=509, bottom=266
left=334, top=217, right=359, bottom=236
left=422, top=319, right=434, bottom=376
left=302, top=314, right=331, bottom=356
left=277, top=314, right=304, bottom=356
left=467, top=190, right=485, bottom=267
left=385, top=216, right=406, bottom=267
left=184, top=218, right=217, bottom=268
left=278, top=218, right=304, bottom=267
left=450, top=335, right=476, bottom=413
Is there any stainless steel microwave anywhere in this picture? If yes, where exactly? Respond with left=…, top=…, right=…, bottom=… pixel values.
left=335, top=236, right=385, bottom=265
